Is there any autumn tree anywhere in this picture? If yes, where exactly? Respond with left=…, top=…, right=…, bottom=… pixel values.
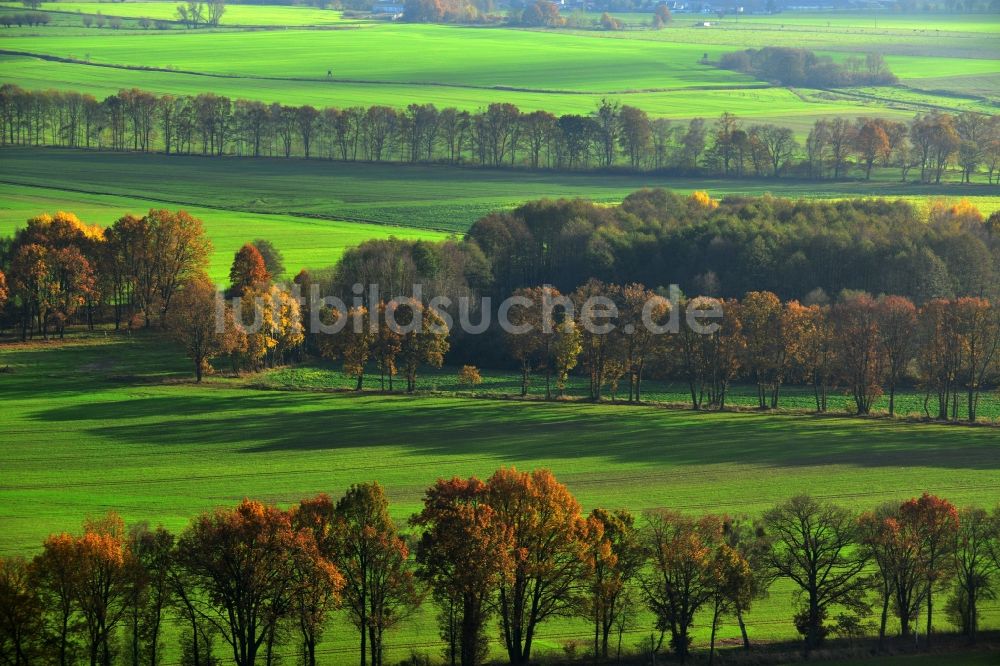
left=146, top=209, right=212, bottom=325
left=740, top=291, right=788, bottom=409
left=876, top=295, right=917, bottom=417
left=228, top=243, right=270, bottom=297
left=503, top=286, right=548, bottom=397
left=411, top=477, right=514, bottom=666
left=582, top=508, right=644, bottom=660
left=238, top=284, right=305, bottom=372
left=641, top=511, right=722, bottom=663
left=765, top=496, right=869, bottom=653
left=30, top=533, right=81, bottom=666
left=76, top=513, right=133, bottom=666
left=618, top=284, right=669, bottom=402
left=333, top=482, right=421, bottom=666
left=706, top=544, right=752, bottom=666
left=831, top=294, right=884, bottom=414
left=901, top=493, right=959, bottom=644
left=0, top=270, right=8, bottom=309
left=953, top=298, right=1000, bottom=422
left=174, top=499, right=315, bottom=666
left=487, top=468, right=586, bottom=665
left=289, top=496, right=346, bottom=666
left=396, top=301, right=450, bottom=392
left=551, top=319, right=582, bottom=398
left=318, top=306, right=375, bottom=390
left=854, top=118, right=890, bottom=179
left=917, top=299, right=963, bottom=420
left=166, top=274, right=232, bottom=382
left=859, top=504, right=925, bottom=644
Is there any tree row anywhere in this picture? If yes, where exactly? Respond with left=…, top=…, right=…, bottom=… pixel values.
left=3, top=476, right=1000, bottom=666
left=2, top=84, right=997, bottom=182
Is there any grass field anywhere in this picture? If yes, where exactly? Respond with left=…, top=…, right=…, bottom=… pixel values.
left=0, top=1, right=363, bottom=26
left=255, top=360, right=1000, bottom=422
left=1, top=7, right=995, bottom=120
left=0, top=177, right=451, bottom=282
left=2, top=149, right=997, bottom=238
left=1, top=331, right=999, bottom=662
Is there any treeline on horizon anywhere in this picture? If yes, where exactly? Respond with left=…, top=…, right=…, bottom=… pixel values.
left=2, top=84, right=997, bottom=183
left=2, top=194, right=999, bottom=422
left=2, top=475, right=1000, bottom=666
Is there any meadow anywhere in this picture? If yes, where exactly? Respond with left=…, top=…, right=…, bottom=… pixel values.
left=0, top=177, right=450, bottom=282
left=1, top=331, right=999, bottom=661
left=3, top=149, right=998, bottom=239
left=0, top=1, right=363, bottom=26
left=0, top=5, right=995, bottom=122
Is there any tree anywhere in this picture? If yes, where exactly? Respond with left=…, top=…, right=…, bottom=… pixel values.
left=706, top=544, right=752, bottom=666
left=720, top=517, right=775, bottom=651
left=397, top=301, right=450, bottom=392
left=228, top=243, right=270, bottom=297
left=641, top=511, right=722, bottom=663
left=0, top=556, right=44, bottom=666
left=166, top=274, right=233, bottom=382
left=333, top=482, right=420, bottom=666
left=582, top=509, right=644, bottom=660
left=953, top=298, right=1000, bottom=422
left=288, top=497, right=346, bottom=666
left=30, top=533, right=81, bottom=666
left=124, top=525, right=174, bottom=666
left=740, top=291, right=788, bottom=409
left=831, top=294, right=884, bottom=415
left=765, top=496, right=869, bottom=653
left=854, top=119, right=890, bottom=179
left=457, top=365, right=482, bottom=387
left=950, top=506, right=998, bottom=642
left=76, top=513, right=133, bottom=666
left=876, top=295, right=917, bottom=417
left=618, top=106, right=651, bottom=169
left=487, top=468, right=586, bottom=665
left=652, top=3, right=671, bottom=28
left=0, top=270, right=8, bottom=309
left=551, top=319, right=582, bottom=398
left=175, top=499, right=313, bottom=666
left=859, top=504, right=924, bottom=644
left=901, top=493, right=959, bottom=644
left=319, top=306, right=375, bottom=390
left=411, top=477, right=514, bottom=666
left=251, top=239, right=285, bottom=280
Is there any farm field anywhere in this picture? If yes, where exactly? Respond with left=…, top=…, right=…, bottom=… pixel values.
left=3, top=149, right=998, bottom=236
left=1, top=6, right=996, bottom=121
left=0, top=178, right=450, bottom=282
left=0, top=1, right=363, bottom=26
left=1, top=332, right=999, bottom=661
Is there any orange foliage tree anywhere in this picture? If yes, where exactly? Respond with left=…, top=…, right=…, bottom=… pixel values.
left=228, top=243, right=270, bottom=297
left=411, top=477, right=514, bottom=666
left=486, top=468, right=587, bottom=665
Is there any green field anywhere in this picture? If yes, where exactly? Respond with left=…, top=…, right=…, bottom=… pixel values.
left=0, top=1, right=362, bottom=25
left=2, top=150, right=997, bottom=239
left=255, top=360, right=1000, bottom=422
left=1, top=332, right=999, bottom=661
left=0, top=176, right=451, bottom=282
left=1, top=5, right=995, bottom=121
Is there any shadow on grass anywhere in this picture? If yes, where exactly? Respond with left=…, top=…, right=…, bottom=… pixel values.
left=29, top=389, right=1000, bottom=471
